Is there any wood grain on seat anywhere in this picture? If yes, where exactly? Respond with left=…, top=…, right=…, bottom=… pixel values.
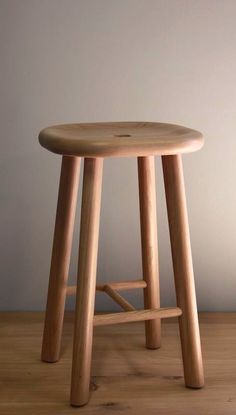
left=39, top=122, right=203, bottom=157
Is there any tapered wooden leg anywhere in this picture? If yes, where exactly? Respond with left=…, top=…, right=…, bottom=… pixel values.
left=138, top=156, right=161, bottom=349
left=162, top=154, right=204, bottom=388
left=41, top=156, right=80, bottom=363
left=70, top=158, right=103, bottom=407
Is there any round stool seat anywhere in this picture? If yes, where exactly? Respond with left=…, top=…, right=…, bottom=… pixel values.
left=39, top=122, right=203, bottom=157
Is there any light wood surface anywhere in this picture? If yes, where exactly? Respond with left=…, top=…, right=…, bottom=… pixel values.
left=96, top=279, right=147, bottom=291
left=0, top=312, right=235, bottom=415
left=162, top=154, right=204, bottom=388
left=39, top=124, right=204, bottom=407
left=138, top=156, right=161, bottom=349
left=39, top=122, right=203, bottom=157
left=71, top=158, right=103, bottom=406
left=103, top=285, right=135, bottom=312
left=94, top=307, right=182, bottom=326
left=66, top=279, right=147, bottom=295
left=41, top=156, right=80, bottom=363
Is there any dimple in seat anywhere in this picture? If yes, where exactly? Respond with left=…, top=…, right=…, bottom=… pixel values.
left=39, top=121, right=203, bottom=157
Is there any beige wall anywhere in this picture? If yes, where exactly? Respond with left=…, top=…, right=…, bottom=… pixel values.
left=1, top=0, right=236, bottom=311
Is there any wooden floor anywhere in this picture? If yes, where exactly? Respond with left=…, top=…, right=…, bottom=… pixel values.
left=0, top=312, right=236, bottom=414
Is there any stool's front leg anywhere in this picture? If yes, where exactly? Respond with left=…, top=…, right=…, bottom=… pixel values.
left=138, top=156, right=161, bottom=349
left=70, top=158, right=103, bottom=407
left=42, top=156, right=80, bottom=362
left=162, top=154, right=204, bottom=388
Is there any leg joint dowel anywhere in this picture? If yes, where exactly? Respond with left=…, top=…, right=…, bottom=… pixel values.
left=104, top=285, right=135, bottom=311
left=94, top=307, right=182, bottom=326
left=66, top=279, right=147, bottom=296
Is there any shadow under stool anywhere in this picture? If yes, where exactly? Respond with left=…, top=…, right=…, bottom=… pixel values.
left=38, top=122, right=204, bottom=406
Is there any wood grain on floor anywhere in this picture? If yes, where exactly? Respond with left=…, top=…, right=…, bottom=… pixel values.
left=0, top=312, right=235, bottom=414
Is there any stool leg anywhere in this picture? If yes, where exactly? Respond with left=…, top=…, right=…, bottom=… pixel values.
left=162, top=154, right=204, bottom=388
left=41, top=156, right=80, bottom=362
left=138, top=156, right=161, bottom=349
left=70, top=158, right=103, bottom=407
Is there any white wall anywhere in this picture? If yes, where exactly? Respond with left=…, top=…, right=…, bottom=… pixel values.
left=1, top=0, right=236, bottom=311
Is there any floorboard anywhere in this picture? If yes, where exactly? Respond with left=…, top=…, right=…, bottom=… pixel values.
left=0, top=312, right=235, bottom=414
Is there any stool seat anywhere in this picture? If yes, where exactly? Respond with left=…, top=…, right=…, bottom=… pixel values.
left=39, top=122, right=203, bottom=157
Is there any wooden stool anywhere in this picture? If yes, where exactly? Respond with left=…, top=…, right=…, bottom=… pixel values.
left=39, top=122, right=204, bottom=406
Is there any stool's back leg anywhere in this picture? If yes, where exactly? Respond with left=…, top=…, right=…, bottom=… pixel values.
left=138, top=156, right=161, bottom=349
left=41, top=156, right=80, bottom=362
left=162, top=154, right=204, bottom=388
left=70, top=158, right=103, bottom=407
